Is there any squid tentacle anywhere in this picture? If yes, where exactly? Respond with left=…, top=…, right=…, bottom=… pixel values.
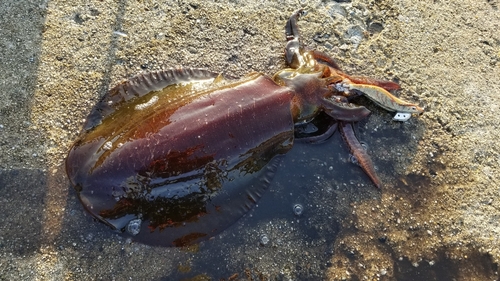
left=339, top=122, right=382, bottom=188
left=284, top=9, right=307, bottom=68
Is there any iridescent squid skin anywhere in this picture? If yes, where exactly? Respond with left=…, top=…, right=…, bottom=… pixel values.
left=66, top=9, right=423, bottom=247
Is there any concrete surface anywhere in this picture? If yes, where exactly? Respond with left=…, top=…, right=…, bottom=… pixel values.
left=0, top=0, right=499, bottom=280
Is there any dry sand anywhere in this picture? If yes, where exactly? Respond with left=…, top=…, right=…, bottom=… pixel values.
left=1, top=0, right=499, bottom=280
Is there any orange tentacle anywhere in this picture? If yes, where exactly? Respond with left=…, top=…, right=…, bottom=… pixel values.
left=339, top=122, right=381, bottom=188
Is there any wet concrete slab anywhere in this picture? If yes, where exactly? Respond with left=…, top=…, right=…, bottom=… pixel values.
left=1, top=0, right=499, bottom=280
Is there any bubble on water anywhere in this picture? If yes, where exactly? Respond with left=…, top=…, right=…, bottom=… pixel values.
left=260, top=234, right=269, bottom=245
left=293, top=203, right=304, bottom=216
left=359, top=141, right=368, bottom=151
left=126, top=219, right=142, bottom=236
left=348, top=154, right=359, bottom=166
